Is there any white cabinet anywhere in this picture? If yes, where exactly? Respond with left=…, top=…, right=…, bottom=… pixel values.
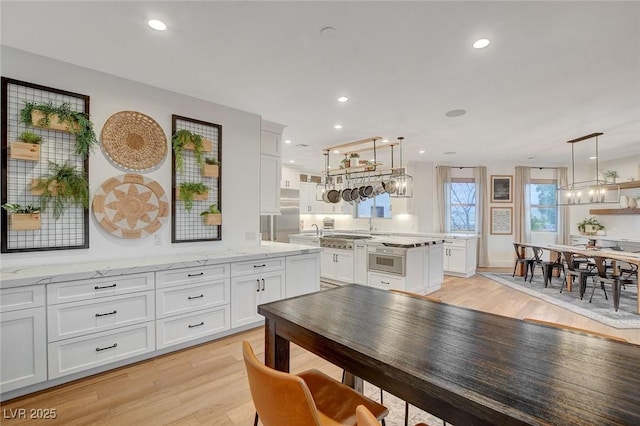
left=368, top=271, right=405, bottom=291
left=260, top=154, right=281, bottom=214
left=260, top=128, right=281, bottom=157
left=281, top=167, right=300, bottom=189
left=324, top=201, right=352, bottom=215
left=46, top=274, right=156, bottom=379
left=285, top=253, right=321, bottom=298
left=289, top=235, right=320, bottom=246
left=427, top=244, right=444, bottom=292
left=300, top=182, right=324, bottom=213
left=0, top=286, right=47, bottom=393
left=354, top=242, right=368, bottom=285
left=231, top=257, right=286, bottom=328
left=443, top=238, right=478, bottom=278
left=155, top=265, right=231, bottom=349
left=321, top=249, right=354, bottom=283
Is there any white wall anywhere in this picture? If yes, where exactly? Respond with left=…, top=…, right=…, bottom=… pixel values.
left=1, top=47, right=262, bottom=268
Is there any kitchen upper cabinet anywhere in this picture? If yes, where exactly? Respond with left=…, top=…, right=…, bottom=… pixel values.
left=260, top=154, right=281, bottom=214
left=324, top=201, right=352, bottom=215
left=300, top=182, right=324, bottom=213
left=281, top=167, right=300, bottom=190
left=260, top=129, right=281, bottom=157
left=1, top=286, right=47, bottom=393
left=285, top=253, right=321, bottom=298
left=443, top=238, right=478, bottom=278
left=321, top=249, right=354, bottom=283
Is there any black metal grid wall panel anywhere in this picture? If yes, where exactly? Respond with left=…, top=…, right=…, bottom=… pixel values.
left=171, top=114, right=222, bottom=243
left=1, top=77, right=89, bottom=253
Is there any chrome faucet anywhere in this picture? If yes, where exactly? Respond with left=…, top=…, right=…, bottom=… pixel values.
left=312, top=224, right=320, bottom=237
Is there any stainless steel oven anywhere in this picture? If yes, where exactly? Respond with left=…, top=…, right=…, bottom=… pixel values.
left=367, top=245, right=406, bottom=276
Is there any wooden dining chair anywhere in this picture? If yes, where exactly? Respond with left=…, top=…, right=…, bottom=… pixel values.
left=522, top=318, right=628, bottom=343
left=512, top=243, right=535, bottom=281
left=356, top=405, right=429, bottom=426
left=242, top=340, right=388, bottom=426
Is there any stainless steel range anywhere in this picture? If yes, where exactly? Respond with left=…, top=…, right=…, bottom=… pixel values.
left=320, top=234, right=371, bottom=250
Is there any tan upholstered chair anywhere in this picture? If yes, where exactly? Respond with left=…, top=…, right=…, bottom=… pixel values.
left=356, top=405, right=428, bottom=426
left=523, top=318, right=628, bottom=342
left=242, top=340, right=388, bottom=426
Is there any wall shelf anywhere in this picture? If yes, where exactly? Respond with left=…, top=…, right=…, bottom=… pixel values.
left=589, top=208, right=640, bottom=215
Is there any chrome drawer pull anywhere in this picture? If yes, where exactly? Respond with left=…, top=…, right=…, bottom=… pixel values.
left=94, top=284, right=117, bottom=290
left=188, top=294, right=204, bottom=300
left=188, top=322, right=205, bottom=328
left=381, top=281, right=390, bottom=285
left=253, top=264, right=267, bottom=268
left=256, top=279, right=260, bottom=292
left=187, top=272, right=204, bottom=277
left=95, top=310, right=117, bottom=317
left=95, top=343, right=117, bottom=352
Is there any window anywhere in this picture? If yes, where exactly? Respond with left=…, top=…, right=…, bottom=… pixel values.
left=450, top=178, right=476, bottom=232
left=529, top=180, right=557, bottom=232
left=355, top=193, right=391, bottom=218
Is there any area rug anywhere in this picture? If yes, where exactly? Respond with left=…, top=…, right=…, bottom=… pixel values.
left=480, top=273, right=640, bottom=329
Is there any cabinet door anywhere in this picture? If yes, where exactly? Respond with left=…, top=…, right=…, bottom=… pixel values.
left=447, top=246, right=467, bottom=274
left=260, top=154, right=281, bottom=214
left=321, top=250, right=337, bottom=280
left=299, top=182, right=312, bottom=213
left=261, top=129, right=280, bottom=156
left=231, top=275, right=261, bottom=328
left=354, top=244, right=368, bottom=285
left=260, top=270, right=285, bottom=305
left=1, top=307, right=47, bottom=392
left=281, top=167, right=300, bottom=190
left=428, top=245, right=444, bottom=290
left=367, top=272, right=405, bottom=291
left=286, top=253, right=320, bottom=298
left=335, top=252, right=355, bottom=283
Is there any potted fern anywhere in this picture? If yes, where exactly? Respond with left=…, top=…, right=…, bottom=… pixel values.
left=31, top=161, right=89, bottom=219
left=200, top=204, right=222, bottom=225
left=177, top=182, right=209, bottom=211
left=2, top=203, right=41, bottom=230
left=202, top=157, right=220, bottom=178
left=19, top=101, right=97, bottom=158
left=172, top=130, right=212, bottom=173
left=10, top=131, right=42, bottom=161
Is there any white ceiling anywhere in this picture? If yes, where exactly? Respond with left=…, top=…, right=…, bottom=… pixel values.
left=2, top=1, right=639, bottom=173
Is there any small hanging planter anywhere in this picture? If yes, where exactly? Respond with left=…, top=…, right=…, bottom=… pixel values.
left=201, top=204, right=221, bottom=225
left=201, top=157, right=220, bottom=178
left=9, top=131, right=43, bottom=161
left=10, top=213, right=41, bottom=231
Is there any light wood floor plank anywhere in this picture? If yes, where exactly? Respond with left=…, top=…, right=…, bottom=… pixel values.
left=2, top=273, right=638, bottom=425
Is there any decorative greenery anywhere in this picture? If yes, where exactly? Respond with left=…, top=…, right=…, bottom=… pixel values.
left=172, top=130, right=205, bottom=173
left=604, top=170, right=619, bottom=181
left=2, top=203, right=41, bottom=214
left=19, top=101, right=97, bottom=158
left=577, top=217, right=604, bottom=233
left=178, top=182, right=208, bottom=212
left=204, top=157, right=219, bottom=165
left=200, top=204, right=221, bottom=216
left=17, top=131, right=42, bottom=144
left=349, top=153, right=360, bottom=158
left=32, top=161, right=89, bottom=219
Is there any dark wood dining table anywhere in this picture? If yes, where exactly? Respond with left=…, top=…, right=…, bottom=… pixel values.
left=258, top=284, right=640, bottom=426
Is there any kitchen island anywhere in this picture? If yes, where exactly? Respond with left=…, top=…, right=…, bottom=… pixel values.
left=0, top=242, right=320, bottom=401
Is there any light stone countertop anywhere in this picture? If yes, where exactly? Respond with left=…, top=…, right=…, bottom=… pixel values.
left=293, top=230, right=479, bottom=240
left=0, top=242, right=320, bottom=289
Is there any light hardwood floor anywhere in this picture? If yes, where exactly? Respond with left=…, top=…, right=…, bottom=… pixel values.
left=2, top=272, right=638, bottom=425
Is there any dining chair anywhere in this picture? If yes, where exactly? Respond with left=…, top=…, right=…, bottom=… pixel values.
left=356, top=405, right=429, bottom=426
left=590, top=256, right=636, bottom=311
left=242, top=340, right=388, bottom=426
left=523, top=318, right=628, bottom=342
left=560, top=251, right=596, bottom=299
left=512, top=243, right=535, bottom=281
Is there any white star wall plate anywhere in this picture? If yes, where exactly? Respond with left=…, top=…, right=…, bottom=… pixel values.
left=93, top=174, right=169, bottom=239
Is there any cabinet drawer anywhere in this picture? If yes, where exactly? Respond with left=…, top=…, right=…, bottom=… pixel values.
left=48, top=291, right=155, bottom=342
left=156, top=305, right=230, bottom=349
left=444, top=239, right=466, bottom=248
left=368, top=272, right=405, bottom=291
left=48, top=321, right=155, bottom=379
left=0, top=286, right=45, bottom=312
left=231, top=257, right=284, bottom=276
left=156, top=279, right=230, bottom=318
left=156, top=264, right=230, bottom=289
left=47, top=273, right=154, bottom=305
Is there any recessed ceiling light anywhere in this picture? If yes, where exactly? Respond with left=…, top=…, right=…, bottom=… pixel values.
left=445, top=109, right=466, bottom=117
left=473, top=38, right=490, bottom=49
left=147, top=19, right=167, bottom=31
left=419, top=150, right=426, bottom=154
left=289, top=160, right=295, bottom=163
left=333, top=124, right=343, bottom=129
left=284, top=139, right=292, bottom=144
left=590, top=156, right=598, bottom=160
left=320, top=26, right=337, bottom=38
left=382, top=139, right=389, bottom=143
left=337, top=96, right=349, bottom=103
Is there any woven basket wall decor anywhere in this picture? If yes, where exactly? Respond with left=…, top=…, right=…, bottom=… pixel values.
left=92, top=174, right=169, bottom=239
left=101, top=111, right=167, bottom=171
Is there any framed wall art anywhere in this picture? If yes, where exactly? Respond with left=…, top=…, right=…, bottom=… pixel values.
left=491, top=175, right=512, bottom=203
left=490, top=207, right=513, bottom=235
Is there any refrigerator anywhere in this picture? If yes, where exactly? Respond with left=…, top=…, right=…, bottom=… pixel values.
left=260, top=188, right=300, bottom=242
